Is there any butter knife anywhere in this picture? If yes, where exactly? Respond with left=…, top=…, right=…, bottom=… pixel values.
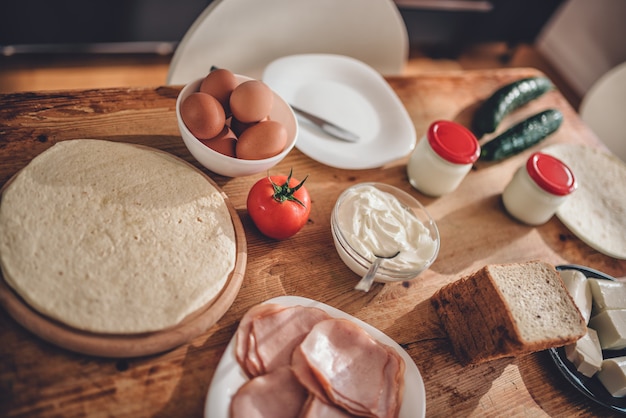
left=290, top=104, right=360, bottom=143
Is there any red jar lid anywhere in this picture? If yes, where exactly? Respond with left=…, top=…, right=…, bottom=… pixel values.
left=526, top=152, right=577, bottom=196
left=427, top=120, right=480, bottom=164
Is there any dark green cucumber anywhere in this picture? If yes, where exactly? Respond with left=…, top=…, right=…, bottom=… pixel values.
left=472, top=76, right=554, bottom=138
left=479, top=109, right=563, bottom=161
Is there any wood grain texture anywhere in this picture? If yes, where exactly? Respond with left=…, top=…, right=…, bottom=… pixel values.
left=0, top=69, right=624, bottom=417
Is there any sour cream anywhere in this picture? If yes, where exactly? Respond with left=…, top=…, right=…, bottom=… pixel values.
left=334, top=184, right=438, bottom=273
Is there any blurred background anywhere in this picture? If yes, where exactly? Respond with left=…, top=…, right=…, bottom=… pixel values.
left=1, top=0, right=624, bottom=110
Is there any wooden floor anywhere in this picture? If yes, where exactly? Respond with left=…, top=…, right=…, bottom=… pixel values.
left=0, top=42, right=581, bottom=110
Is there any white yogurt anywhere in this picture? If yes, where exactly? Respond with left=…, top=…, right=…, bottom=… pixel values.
left=335, top=184, right=438, bottom=272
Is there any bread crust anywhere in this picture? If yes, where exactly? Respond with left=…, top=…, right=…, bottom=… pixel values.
left=431, top=261, right=586, bottom=365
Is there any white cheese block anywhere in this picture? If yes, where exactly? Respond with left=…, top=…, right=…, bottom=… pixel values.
left=588, top=279, right=626, bottom=314
left=589, top=310, right=626, bottom=350
left=565, top=327, right=603, bottom=377
left=560, top=269, right=592, bottom=323
left=597, top=356, right=626, bottom=397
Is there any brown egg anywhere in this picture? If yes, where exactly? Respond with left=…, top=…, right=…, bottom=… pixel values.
left=199, top=68, right=238, bottom=114
left=229, top=115, right=269, bottom=137
left=230, top=80, right=273, bottom=124
left=236, top=120, right=287, bottom=160
left=229, top=117, right=255, bottom=137
left=200, top=126, right=237, bottom=158
left=181, top=92, right=226, bottom=140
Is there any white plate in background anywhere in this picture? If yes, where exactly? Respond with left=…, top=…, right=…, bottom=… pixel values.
left=167, top=0, right=408, bottom=84
left=262, top=54, right=416, bottom=170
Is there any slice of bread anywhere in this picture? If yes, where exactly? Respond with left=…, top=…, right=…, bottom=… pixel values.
left=431, top=260, right=586, bottom=365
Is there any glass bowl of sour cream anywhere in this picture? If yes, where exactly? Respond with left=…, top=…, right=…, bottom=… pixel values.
left=331, top=182, right=440, bottom=283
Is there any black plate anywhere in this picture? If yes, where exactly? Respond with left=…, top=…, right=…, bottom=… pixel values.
left=549, top=264, right=626, bottom=414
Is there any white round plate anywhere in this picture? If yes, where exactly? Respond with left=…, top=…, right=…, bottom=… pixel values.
left=204, top=295, right=426, bottom=418
left=579, top=62, right=626, bottom=162
left=262, top=54, right=416, bottom=169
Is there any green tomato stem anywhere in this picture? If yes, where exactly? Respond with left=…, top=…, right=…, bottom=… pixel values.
left=270, top=169, right=308, bottom=207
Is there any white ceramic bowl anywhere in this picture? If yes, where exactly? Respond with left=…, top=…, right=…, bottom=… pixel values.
left=331, top=182, right=440, bottom=283
left=176, top=75, right=298, bottom=177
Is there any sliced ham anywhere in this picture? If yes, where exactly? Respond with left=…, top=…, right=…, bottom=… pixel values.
left=291, top=344, right=331, bottom=404
left=378, top=345, right=405, bottom=417
left=230, top=366, right=308, bottom=418
left=234, top=303, right=286, bottom=377
left=297, top=318, right=403, bottom=418
left=244, top=331, right=263, bottom=377
left=251, top=305, right=331, bottom=374
left=298, top=395, right=360, bottom=418
left=231, top=304, right=405, bottom=418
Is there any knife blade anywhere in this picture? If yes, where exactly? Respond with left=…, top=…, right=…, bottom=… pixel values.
left=290, top=105, right=360, bottom=143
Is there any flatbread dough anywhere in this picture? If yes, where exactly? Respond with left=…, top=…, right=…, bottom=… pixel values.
left=0, top=139, right=236, bottom=334
left=543, top=143, right=626, bottom=259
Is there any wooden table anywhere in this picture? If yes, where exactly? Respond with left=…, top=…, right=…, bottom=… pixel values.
left=1, top=68, right=624, bottom=417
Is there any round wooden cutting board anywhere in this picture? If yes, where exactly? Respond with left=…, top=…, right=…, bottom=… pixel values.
left=0, top=144, right=247, bottom=358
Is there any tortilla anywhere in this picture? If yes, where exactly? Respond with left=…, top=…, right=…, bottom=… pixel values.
left=0, top=139, right=236, bottom=334
left=543, top=143, right=626, bottom=259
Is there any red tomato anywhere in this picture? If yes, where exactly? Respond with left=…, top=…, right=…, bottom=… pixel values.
left=247, top=170, right=311, bottom=240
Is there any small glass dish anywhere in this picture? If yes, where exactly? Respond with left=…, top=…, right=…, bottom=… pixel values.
left=331, top=182, right=440, bottom=283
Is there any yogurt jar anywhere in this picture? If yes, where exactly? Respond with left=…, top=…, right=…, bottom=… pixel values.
left=502, top=152, right=577, bottom=225
left=407, top=120, right=480, bottom=196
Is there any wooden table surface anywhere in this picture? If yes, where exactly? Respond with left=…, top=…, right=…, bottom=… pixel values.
left=1, top=68, right=625, bottom=418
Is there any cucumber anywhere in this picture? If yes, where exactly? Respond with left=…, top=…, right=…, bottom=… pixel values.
left=479, top=109, right=563, bottom=161
left=472, top=76, right=554, bottom=138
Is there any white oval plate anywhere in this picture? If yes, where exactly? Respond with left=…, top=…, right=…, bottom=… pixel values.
left=262, top=54, right=416, bottom=170
left=204, top=295, right=426, bottom=418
